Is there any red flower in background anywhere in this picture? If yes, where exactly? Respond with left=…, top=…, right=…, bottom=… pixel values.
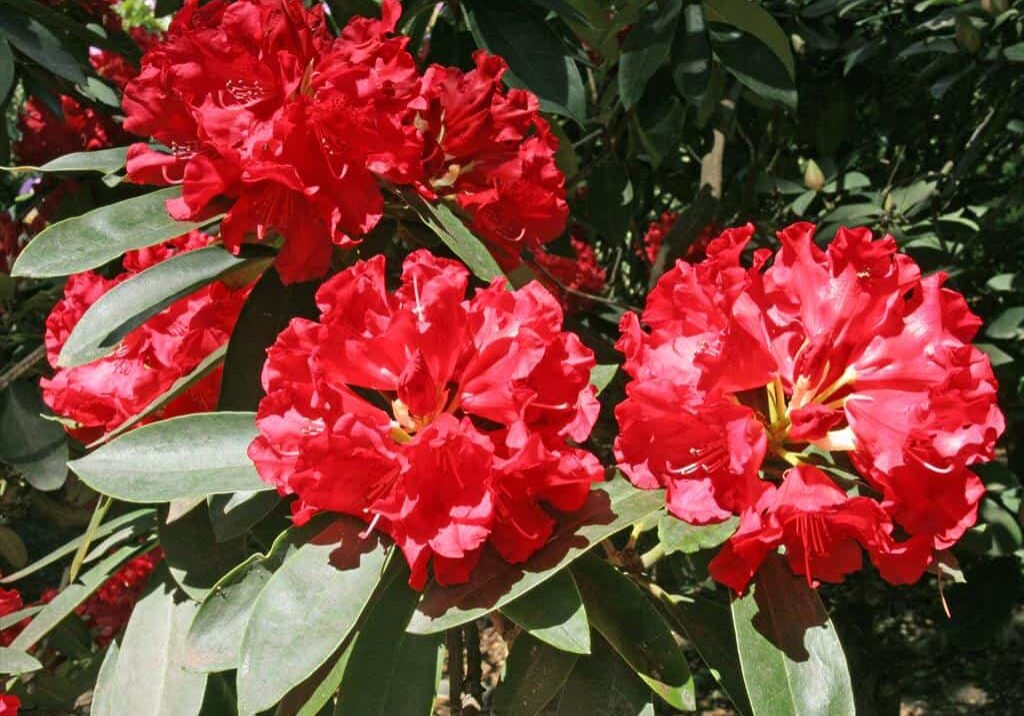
left=616, top=222, right=1003, bottom=592
left=249, top=250, right=602, bottom=588
left=0, top=586, right=23, bottom=647
left=640, top=211, right=716, bottom=264
left=0, top=693, right=19, bottom=715
left=13, top=96, right=130, bottom=168
left=41, top=231, right=251, bottom=442
left=77, top=550, right=161, bottom=646
left=533, top=229, right=606, bottom=313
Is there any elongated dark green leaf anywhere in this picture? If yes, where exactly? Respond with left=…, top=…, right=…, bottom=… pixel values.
left=407, top=192, right=503, bottom=282
left=89, top=345, right=227, bottom=448
left=0, top=646, right=42, bottom=675
left=463, top=0, right=585, bottom=121
left=556, top=635, right=654, bottom=716
left=0, top=606, right=41, bottom=631
left=710, top=27, right=796, bottom=108
left=298, top=642, right=355, bottom=716
left=0, top=509, right=155, bottom=584
left=494, top=633, right=578, bottom=716
left=572, top=553, right=695, bottom=710
left=408, top=479, right=664, bottom=634
left=659, top=592, right=752, bottom=715
left=672, top=4, right=711, bottom=103
left=90, top=643, right=120, bottom=716
left=0, top=8, right=86, bottom=85
left=108, top=566, right=208, bottom=716
left=0, top=380, right=68, bottom=490
left=69, top=412, right=269, bottom=503
left=502, top=570, right=590, bottom=655
left=731, top=554, right=856, bottom=716
left=185, top=520, right=325, bottom=673
left=11, top=544, right=147, bottom=650
left=2, top=146, right=130, bottom=175
left=658, top=514, right=737, bottom=555
left=704, top=0, right=795, bottom=78
left=334, top=560, right=443, bottom=716
left=160, top=501, right=246, bottom=601
left=11, top=187, right=216, bottom=278
left=58, top=246, right=254, bottom=367
left=237, top=518, right=387, bottom=713
left=0, top=38, right=14, bottom=104
left=618, top=0, right=683, bottom=109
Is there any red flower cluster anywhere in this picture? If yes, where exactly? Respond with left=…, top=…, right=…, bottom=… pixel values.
left=533, top=229, right=606, bottom=313
left=0, top=585, right=23, bottom=647
left=122, top=0, right=567, bottom=284
left=249, top=250, right=602, bottom=588
left=640, top=211, right=716, bottom=264
left=41, top=231, right=250, bottom=442
left=616, top=223, right=1003, bottom=592
left=13, top=96, right=130, bottom=168
left=0, top=694, right=19, bottom=715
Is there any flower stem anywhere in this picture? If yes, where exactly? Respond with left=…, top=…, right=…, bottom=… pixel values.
left=640, top=542, right=666, bottom=569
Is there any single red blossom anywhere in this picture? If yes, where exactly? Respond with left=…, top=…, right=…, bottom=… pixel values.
left=123, top=0, right=423, bottom=283
left=41, top=231, right=251, bottom=442
left=0, top=693, right=19, bottom=715
left=532, top=230, right=606, bottom=313
left=616, top=222, right=1004, bottom=592
left=0, top=585, right=23, bottom=647
left=250, top=250, right=602, bottom=588
left=13, top=95, right=130, bottom=167
left=414, top=51, right=569, bottom=263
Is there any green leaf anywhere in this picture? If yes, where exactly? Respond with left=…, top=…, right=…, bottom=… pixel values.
left=90, top=643, right=121, bottom=716
left=0, top=8, right=87, bottom=85
left=0, top=380, right=68, bottom=491
left=1004, top=42, right=1024, bottom=62
left=618, top=0, right=683, bottom=109
left=407, top=192, right=504, bottom=282
left=107, top=565, right=209, bottom=716
left=986, top=306, right=1024, bottom=340
left=731, top=553, right=856, bottom=716
left=407, top=478, right=665, bottom=634
left=556, top=634, right=654, bottom=716
left=463, top=0, right=586, bottom=121
left=0, top=38, right=14, bottom=104
left=3, top=146, right=130, bottom=175
left=710, top=27, right=796, bottom=108
left=207, top=489, right=281, bottom=542
left=69, top=412, right=269, bottom=503
left=494, top=633, right=579, bottom=716
left=185, top=521, right=324, bottom=673
left=571, top=553, right=695, bottom=710
left=703, top=0, right=795, bottom=77
left=334, top=560, right=443, bottom=716
left=502, top=570, right=590, bottom=655
left=658, top=592, right=752, bottom=715
left=0, top=508, right=155, bottom=584
left=160, top=501, right=247, bottom=601
left=657, top=515, right=737, bottom=555
left=0, top=646, right=42, bottom=675
left=58, top=246, right=257, bottom=368
left=298, top=643, right=355, bottom=716
left=588, top=160, right=634, bottom=240
left=589, top=364, right=618, bottom=395
left=11, top=187, right=218, bottom=278
left=672, top=4, right=712, bottom=104
left=237, top=518, right=388, bottom=713
left=11, top=544, right=148, bottom=650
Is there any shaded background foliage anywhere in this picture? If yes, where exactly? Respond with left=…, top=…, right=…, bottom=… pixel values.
left=0, top=0, right=1022, bottom=714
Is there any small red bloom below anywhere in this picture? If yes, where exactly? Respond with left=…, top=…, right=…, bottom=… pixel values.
left=616, top=222, right=1004, bottom=592
left=77, top=550, right=162, bottom=646
left=0, top=585, right=24, bottom=647
left=0, top=693, right=20, bottom=715
left=532, top=230, right=606, bottom=313
left=250, top=250, right=603, bottom=588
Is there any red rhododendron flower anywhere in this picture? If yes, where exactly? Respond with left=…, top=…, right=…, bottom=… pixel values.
left=640, top=211, right=716, bottom=264
left=533, top=230, right=606, bottom=313
left=616, top=222, right=1004, bottom=592
left=249, top=249, right=602, bottom=588
left=13, top=95, right=129, bottom=167
left=41, top=231, right=250, bottom=442
left=123, top=0, right=422, bottom=283
left=0, top=585, right=23, bottom=647
left=0, top=693, right=19, bottom=715
left=415, top=51, right=569, bottom=263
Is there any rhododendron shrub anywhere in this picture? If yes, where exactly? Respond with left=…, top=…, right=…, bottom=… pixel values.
left=616, top=223, right=1004, bottom=592
left=249, top=250, right=602, bottom=587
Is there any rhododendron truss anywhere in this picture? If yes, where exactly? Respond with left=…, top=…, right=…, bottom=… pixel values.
left=121, top=0, right=568, bottom=284
left=249, top=250, right=603, bottom=588
left=615, top=222, right=1004, bottom=593
left=41, top=231, right=251, bottom=443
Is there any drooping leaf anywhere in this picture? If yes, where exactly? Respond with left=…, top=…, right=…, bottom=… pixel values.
left=236, top=518, right=387, bottom=713
left=731, top=553, right=856, bottom=716
left=502, top=570, right=591, bottom=655
left=58, top=246, right=261, bottom=368
left=703, top=0, right=795, bottom=78
left=672, top=4, right=712, bottom=103
left=0, top=8, right=87, bottom=85
left=0, top=646, right=42, bottom=675
left=618, top=0, right=683, bottom=109
left=571, top=553, right=695, bottom=710
left=494, top=633, right=579, bottom=716
left=160, top=501, right=247, bottom=601
left=710, top=27, right=796, bottom=108
left=555, top=634, right=654, bottom=716
left=334, top=560, right=443, bottom=716
left=0, top=380, right=68, bottom=491
left=463, top=0, right=586, bottom=121
left=207, top=489, right=281, bottom=543
left=657, top=514, right=737, bottom=555
left=6, top=146, right=130, bottom=175
left=0, top=38, right=15, bottom=104
left=69, top=412, right=269, bottom=503
left=107, top=566, right=209, bottom=716
left=407, top=478, right=665, bottom=634
left=406, top=192, right=504, bottom=282
left=11, top=187, right=218, bottom=278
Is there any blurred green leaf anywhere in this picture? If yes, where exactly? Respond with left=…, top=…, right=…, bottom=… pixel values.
left=160, top=501, right=247, bottom=601
left=407, top=192, right=504, bottom=282
left=0, top=646, right=41, bottom=675
left=618, top=0, right=683, bottom=109
left=0, top=8, right=86, bottom=85
left=704, top=0, right=795, bottom=77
